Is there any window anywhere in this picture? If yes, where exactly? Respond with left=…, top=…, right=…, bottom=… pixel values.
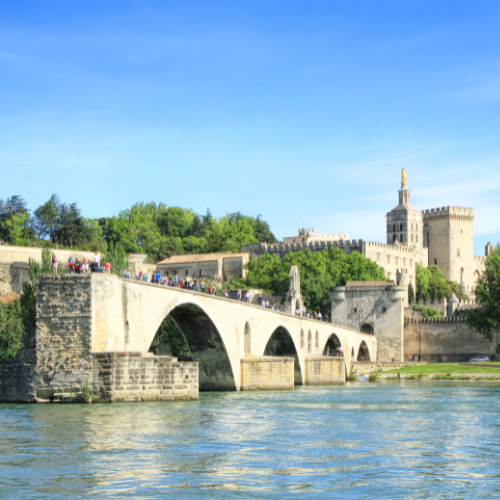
left=416, top=223, right=418, bottom=231
left=381, top=307, right=387, bottom=313
left=387, top=255, right=391, bottom=264
left=457, top=249, right=461, bottom=257
left=403, top=258, right=407, bottom=266
left=377, top=252, right=381, bottom=261
left=395, top=257, right=399, bottom=265
left=354, top=308, right=358, bottom=313
left=393, top=224, right=396, bottom=232
left=411, top=234, right=414, bottom=242
left=411, top=223, right=414, bottom=230
left=400, top=233, right=403, bottom=242
left=400, top=223, right=403, bottom=231
left=416, top=234, right=419, bottom=243
left=434, top=258, right=437, bottom=265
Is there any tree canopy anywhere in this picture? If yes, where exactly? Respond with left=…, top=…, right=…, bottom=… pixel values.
left=466, top=246, right=500, bottom=341
left=231, top=247, right=387, bottom=314
left=0, top=195, right=276, bottom=262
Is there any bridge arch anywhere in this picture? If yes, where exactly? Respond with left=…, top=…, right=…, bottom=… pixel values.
left=152, top=301, right=237, bottom=391
left=263, top=326, right=303, bottom=385
left=357, top=340, right=371, bottom=361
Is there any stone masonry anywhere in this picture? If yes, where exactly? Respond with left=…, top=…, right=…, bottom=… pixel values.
left=240, top=356, right=295, bottom=390
left=33, top=274, right=199, bottom=403
left=305, top=357, right=345, bottom=385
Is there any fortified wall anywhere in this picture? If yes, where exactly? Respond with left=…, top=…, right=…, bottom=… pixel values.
left=404, top=316, right=499, bottom=362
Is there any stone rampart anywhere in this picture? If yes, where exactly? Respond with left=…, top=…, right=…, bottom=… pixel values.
left=404, top=317, right=498, bottom=362
left=92, top=353, right=198, bottom=402
left=305, top=357, right=345, bottom=385
left=0, top=346, right=36, bottom=402
left=240, top=356, right=294, bottom=390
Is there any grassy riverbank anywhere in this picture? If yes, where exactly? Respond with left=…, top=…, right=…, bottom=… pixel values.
left=381, top=363, right=500, bottom=375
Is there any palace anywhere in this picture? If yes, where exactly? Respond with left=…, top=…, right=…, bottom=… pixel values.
left=243, top=168, right=491, bottom=301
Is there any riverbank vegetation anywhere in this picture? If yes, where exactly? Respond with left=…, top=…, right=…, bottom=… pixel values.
left=467, top=246, right=500, bottom=341
left=381, top=363, right=500, bottom=375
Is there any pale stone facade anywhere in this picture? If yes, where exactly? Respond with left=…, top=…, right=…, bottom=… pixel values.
left=240, top=356, right=295, bottom=390
left=284, top=228, right=349, bottom=245
left=422, top=207, right=487, bottom=298
left=330, top=281, right=406, bottom=362
left=156, top=252, right=249, bottom=280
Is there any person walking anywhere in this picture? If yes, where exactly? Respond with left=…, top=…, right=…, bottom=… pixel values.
left=52, top=254, right=58, bottom=274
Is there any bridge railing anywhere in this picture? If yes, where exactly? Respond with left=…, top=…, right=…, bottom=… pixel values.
left=122, top=276, right=360, bottom=332
left=307, top=348, right=345, bottom=358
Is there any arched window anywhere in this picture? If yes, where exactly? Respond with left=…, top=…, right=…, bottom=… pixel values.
left=393, top=224, right=396, bottom=232
left=400, top=233, right=403, bottom=242
left=411, top=234, right=414, bottom=242
left=400, top=223, right=403, bottom=231
left=315, top=331, right=319, bottom=348
left=393, top=234, right=396, bottom=243
left=416, top=234, right=419, bottom=243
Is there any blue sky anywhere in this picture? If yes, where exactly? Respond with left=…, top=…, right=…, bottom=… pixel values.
left=1, top=1, right=499, bottom=254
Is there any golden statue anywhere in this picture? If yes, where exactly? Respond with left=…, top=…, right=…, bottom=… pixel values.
left=401, top=167, right=407, bottom=188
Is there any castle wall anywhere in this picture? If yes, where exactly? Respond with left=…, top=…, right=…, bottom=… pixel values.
left=0, top=245, right=99, bottom=266
left=331, top=284, right=405, bottom=362
left=404, top=317, right=499, bottom=362
left=222, top=255, right=249, bottom=280
left=0, top=346, right=36, bottom=402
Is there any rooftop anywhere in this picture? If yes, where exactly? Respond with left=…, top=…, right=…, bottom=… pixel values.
left=345, top=281, right=394, bottom=287
left=157, top=252, right=248, bottom=265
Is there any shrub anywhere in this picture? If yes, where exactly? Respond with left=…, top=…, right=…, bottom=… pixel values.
left=0, top=300, right=24, bottom=360
left=368, top=373, right=378, bottom=383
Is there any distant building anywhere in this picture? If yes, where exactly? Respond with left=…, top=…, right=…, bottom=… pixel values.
left=283, top=228, right=349, bottom=245
left=156, top=252, right=249, bottom=280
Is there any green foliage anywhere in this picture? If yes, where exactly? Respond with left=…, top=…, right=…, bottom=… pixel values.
left=368, top=373, right=378, bottom=382
left=20, top=258, right=43, bottom=337
left=0, top=300, right=24, bottom=360
left=467, top=246, right=500, bottom=341
left=408, top=282, right=415, bottom=303
left=1, top=194, right=274, bottom=262
left=82, top=383, right=92, bottom=402
left=149, top=316, right=191, bottom=357
left=231, top=247, right=387, bottom=313
left=102, top=242, right=128, bottom=276
left=412, top=305, right=442, bottom=318
left=416, top=264, right=451, bottom=300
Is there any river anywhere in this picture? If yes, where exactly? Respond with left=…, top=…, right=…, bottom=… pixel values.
left=1, top=382, right=500, bottom=499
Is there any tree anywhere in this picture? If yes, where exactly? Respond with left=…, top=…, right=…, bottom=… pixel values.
left=149, top=316, right=190, bottom=357
left=102, top=242, right=129, bottom=276
left=0, top=300, right=24, bottom=360
left=466, top=246, right=500, bottom=341
left=416, top=264, right=453, bottom=301
left=231, top=247, right=387, bottom=314
left=32, top=195, right=59, bottom=240
left=408, top=282, right=415, bottom=303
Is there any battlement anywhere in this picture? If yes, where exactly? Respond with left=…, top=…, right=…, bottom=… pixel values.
left=422, top=206, right=474, bottom=220
left=474, top=255, right=487, bottom=262
left=404, top=316, right=467, bottom=325
left=365, top=241, right=415, bottom=254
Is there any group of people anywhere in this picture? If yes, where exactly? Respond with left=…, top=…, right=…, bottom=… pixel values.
left=62, top=253, right=112, bottom=275
left=295, top=307, right=328, bottom=322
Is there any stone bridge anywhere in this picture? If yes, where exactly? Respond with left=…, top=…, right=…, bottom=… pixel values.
left=87, top=274, right=376, bottom=389
left=30, top=274, right=377, bottom=402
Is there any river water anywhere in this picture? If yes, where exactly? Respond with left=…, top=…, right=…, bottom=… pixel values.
left=1, top=383, right=500, bottom=499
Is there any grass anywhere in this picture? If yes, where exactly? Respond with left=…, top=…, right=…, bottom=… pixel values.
left=381, top=363, right=500, bottom=375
